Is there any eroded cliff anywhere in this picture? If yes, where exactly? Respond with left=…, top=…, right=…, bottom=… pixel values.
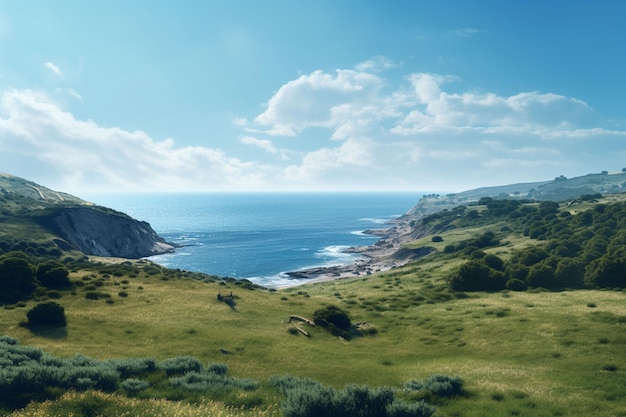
left=37, top=207, right=174, bottom=258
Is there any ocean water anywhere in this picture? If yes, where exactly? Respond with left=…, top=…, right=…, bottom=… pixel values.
left=84, top=193, right=420, bottom=287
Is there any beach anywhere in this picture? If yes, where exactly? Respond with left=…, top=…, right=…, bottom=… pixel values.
left=278, top=214, right=428, bottom=287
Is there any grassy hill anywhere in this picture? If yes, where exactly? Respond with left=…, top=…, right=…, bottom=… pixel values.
left=1, top=175, right=626, bottom=416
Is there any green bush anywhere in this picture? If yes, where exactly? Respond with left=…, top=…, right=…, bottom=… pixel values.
left=313, top=305, right=351, bottom=330
left=158, top=356, right=203, bottom=376
left=169, top=370, right=258, bottom=392
left=107, top=358, right=156, bottom=378
left=26, top=301, right=66, bottom=327
left=121, top=378, right=150, bottom=394
left=506, top=278, right=528, bottom=291
left=448, top=260, right=506, bottom=292
left=386, top=399, right=436, bottom=417
left=405, top=374, right=464, bottom=398
left=0, top=254, right=36, bottom=303
left=36, top=260, right=71, bottom=288
left=443, top=245, right=455, bottom=254
left=270, top=375, right=436, bottom=417
left=0, top=339, right=119, bottom=408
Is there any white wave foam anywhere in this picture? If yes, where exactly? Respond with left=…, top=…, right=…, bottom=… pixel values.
left=359, top=217, right=390, bottom=225
left=315, top=245, right=361, bottom=265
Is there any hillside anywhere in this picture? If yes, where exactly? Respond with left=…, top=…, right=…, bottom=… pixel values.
left=1, top=173, right=626, bottom=416
left=404, top=170, right=626, bottom=218
left=0, top=173, right=174, bottom=258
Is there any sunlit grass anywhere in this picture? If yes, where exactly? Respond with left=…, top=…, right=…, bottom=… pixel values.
left=2, top=251, right=626, bottom=416
left=8, top=390, right=278, bottom=417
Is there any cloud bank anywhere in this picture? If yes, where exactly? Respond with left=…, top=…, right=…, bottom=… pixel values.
left=2, top=61, right=626, bottom=193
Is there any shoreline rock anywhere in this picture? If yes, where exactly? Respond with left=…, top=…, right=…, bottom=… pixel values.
left=280, top=217, right=431, bottom=286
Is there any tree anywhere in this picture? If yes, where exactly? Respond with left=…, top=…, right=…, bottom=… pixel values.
left=526, top=263, right=556, bottom=288
left=0, top=254, right=36, bottom=303
left=483, top=254, right=504, bottom=271
left=513, top=246, right=548, bottom=267
left=36, top=260, right=71, bottom=288
left=555, top=258, right=584, bottom=288
left=448, top=260, right=506, bottom=292
left=26, top=302, right=67, bottom=327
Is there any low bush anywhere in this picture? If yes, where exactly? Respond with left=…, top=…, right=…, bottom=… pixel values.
left=158, top=356, right=203, bottom=376
left=121, top=378, right=150, bottom=394
left=506, top=278, right=528, bottom=291
left=313, top=305, right=351, bottom=330
left=405, top=374, right=464, bottom=398
left=169, top=371, right=258, bottom=393
left=270, top=375, right=437, bottom=417
left=0, top=338, right=259, bottom=411
left=36, top=260, right=71, bottom=289
left=107, top=358, right=157, bottom=378
left=26, top=301, right=66, bottom=327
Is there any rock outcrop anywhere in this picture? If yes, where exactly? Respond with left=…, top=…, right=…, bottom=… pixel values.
left=38, top=207, right=174, bottom=259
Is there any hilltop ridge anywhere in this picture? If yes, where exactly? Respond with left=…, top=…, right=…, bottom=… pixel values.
left=0, top=173, right=174, bottom=258
left=286, top=169, right=626, bottom=283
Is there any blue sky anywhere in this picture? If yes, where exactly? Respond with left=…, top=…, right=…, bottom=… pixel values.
left=1, top=0, right=625, bottom=193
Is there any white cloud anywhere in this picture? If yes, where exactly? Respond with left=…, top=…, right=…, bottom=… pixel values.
left=55, top=88, right=83, bottom=101
left=3, top=60, right=626, bottom=193
left=0, top=89, right=271, bottom=192
left=451, top=28, right=480, bottom=37
left=355, top=56, right=397, bottom=72
left=247, top=66, right=626, bottom=190
left=240, top=135, right=278, bottom=154
left=233, top=117, right=248, bottom=127
left=44, top=62, right=64, bottom=78
left=254, top=69, right=383, bottom=136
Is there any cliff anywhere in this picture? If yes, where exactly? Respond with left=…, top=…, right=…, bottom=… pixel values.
left=0, top=173, right=174, bottom=259
left=36, top=207, right=174, bottom=259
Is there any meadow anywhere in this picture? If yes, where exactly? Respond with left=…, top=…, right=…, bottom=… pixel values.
left=2, top=254, right=625, bottom=416
left=1, top=194, right=626, bottom=416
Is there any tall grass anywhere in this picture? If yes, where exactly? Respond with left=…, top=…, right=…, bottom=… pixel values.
left=0, top=247, right=625, bottom=416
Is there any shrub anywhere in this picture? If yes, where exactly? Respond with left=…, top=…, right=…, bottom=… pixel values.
left=448, top=260, right=506, bottom=292
left=313, top=305, right=351, bottom=330
left=431, top=236, right=444, bottom=243
left=0, top=255, right=36, bottom=303
left=26, top=302, right=66, bottom=327
left=270, top=375, right=437, bottom=417
left=506, top=278, right=528, bottom=291
left=406, top=374, right=464, bottom=398
left=107, top=357, right=156, bottom=378
left=36, top=260, right=71, bottom=288
left=386, top=399, right=436, bottom=417
left=85, top=291, right=101, bottom=300
left=170, top=371, right=258, bottom=392
left=158, top=356, right=203, bottom=376
left=207, top=363, right=229, bottom=375
left=121, top=378, right=150, bottom=394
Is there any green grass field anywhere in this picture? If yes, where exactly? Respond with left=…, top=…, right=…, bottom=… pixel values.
left=2, top=252, right=625, bottom=416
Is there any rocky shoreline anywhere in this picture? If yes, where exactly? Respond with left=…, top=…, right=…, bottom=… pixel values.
left=280, top=216, right=431, bottom=287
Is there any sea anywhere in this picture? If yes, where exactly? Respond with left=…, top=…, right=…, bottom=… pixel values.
left=82, top=193, right=421, bottom=287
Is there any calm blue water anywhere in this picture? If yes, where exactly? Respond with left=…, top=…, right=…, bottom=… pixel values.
left=83, top=193, right=420, bottom=287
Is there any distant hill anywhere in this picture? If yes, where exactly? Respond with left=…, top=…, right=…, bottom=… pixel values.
left=0, top=173, right=173, bottom=259
left=0, top=173, right=87, bottom=205
left=406, top=170, right=626, bottom=217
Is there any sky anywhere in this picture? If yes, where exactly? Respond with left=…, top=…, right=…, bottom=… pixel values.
left=1, top=0, right=626, bottom=194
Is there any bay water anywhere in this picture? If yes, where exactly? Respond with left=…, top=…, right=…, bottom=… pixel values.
left=83, top=193, right=420, bottom=287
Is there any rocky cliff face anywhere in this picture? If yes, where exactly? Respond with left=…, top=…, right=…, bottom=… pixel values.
left=39, top=207, right=174, bottom=259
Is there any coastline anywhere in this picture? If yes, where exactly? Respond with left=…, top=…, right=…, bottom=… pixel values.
left=277, top=216, right=425, bottom=288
